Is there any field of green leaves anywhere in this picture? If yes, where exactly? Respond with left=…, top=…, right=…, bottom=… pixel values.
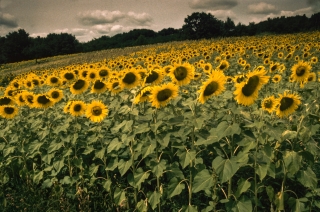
left=0, top=32, right=320, bottom=211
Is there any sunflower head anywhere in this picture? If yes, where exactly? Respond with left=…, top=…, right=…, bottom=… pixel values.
left=70, top=79, right=90, bottom=95
left=0, top=96, right=15, bottom=106
left=48, top=88, right=64, bottom=103
left=86, top=100, right=108, bottom=122
left=34, top=94, right=53, bottom=109
left=133, top=86, right=152, bottom=104
left=275, top=91, right=301, bottom=118
left=91, top=80, right=108, bottom=93
left=261, top=96, right=276, bottom=113
left=272, top=74, right=282, bottom=83
left=290, top=60, right=311, bottom=82
left=150, top=83, right=179, bottom=108
left=69, top=100, right=87, bottom=117
left=168, top=63, right=194, bottom=86
left=0, top=105, right=19, bottom=119
left=121, top=69, right=141, bottom=89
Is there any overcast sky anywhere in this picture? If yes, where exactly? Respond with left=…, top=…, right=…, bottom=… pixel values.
left=0, top=0, right=319, bottom=42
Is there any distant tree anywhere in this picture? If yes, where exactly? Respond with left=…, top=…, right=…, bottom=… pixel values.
left=223, top=17, right=236, bottom=36
left=234, top=23, right=247, bottom=36
left=134, top=35, right=147, bottom=46
left=158, top=28, right=179, bottom=36
left=182, top=12, right=223, bottom=39
left=45, top=33, right=80, bottom=56
left=2, top=29, right=30, bottom=63
left=24, top=36, right=50, bottom=63
left=247, top=22, right=257, bottom=36
left=309, top=12, right=320, bottom=30
left=0, top=36, right=6, bottom=64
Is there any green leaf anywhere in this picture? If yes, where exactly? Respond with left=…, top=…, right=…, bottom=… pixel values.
left=212, top=156, right=239, bottom=183
left=103, top=179, right=112, bottom=192
left=226, top=196, right=252, bottom=212
left=136, top=199, right=148, bottom=212
left=282, top=130, right=297, bottom=140
left=41, top=178, right=52, bottom=188
left=148, top=191, right=161, bottom=210
left=48, top=141, right=63, bottom=153
left=106, top=157, right=118, bottom=171
left=134, top=123, right=150, bottom=134
left=114, top=187, right=126, bottom=206
left=283, top=151, right=302, bottom=175
left=177, top=149, right=196, bottom=169
left=266, top=186, right=274, bottom=202
left=159, top=133, right=170, bottom=147
left=95, top=148, right=105, bottom=160
left=151, top=160, right=166, bottom=178
left=133, top=168, right=150, bottom=189
left=167, top=177, right=185, bottom=198
left=107, top=138, right=123, bottom=153
left=168, top=116, right=184, bottom=125
left=192, top=169, right=215, bottom=193
left=297, top=167, right=317, bottom=189
left=53, top=158, right=64, bottom=173
left=142, top=142, right=156, bottom=159
left=60, top=176, right=72, bottom=185
left=123, top=120, right=133, bottom=133
left=111, top=120, right=127, bottom=134
left=181, top=205, right=198, bottom=212
left=33, top=171, right=43, bottom=184
left=256, top=164, right=268, bottom=181
left=235, top=178, right=251, bottom=198
left=3, top=146, right=15, bottom=157
left=89, top=164, right=100, bottom=176
left=82, top=145, right=95, bottom=155
left=216, top=121, right=241, bottom=139
left=118, top=159, right=132, bottom=176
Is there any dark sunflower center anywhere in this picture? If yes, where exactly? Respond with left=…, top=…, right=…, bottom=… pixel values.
left=157, top=89, right=172, bottom=101
left=242, top=76, right=260, bottom=96
left=26, top=95, right=34, bottom=103
left=51, top=91, right=60, bottom=99
left=89, top=73, right=96, bottom=79
left=32, top=79, right=39, bottom=86
left=219, top=63, right=226, bottom=70
left=204, top=81, right=218, bottom=96
left=7, top=90, right=14, bottom=96
left=174, top=66, right=188, bottom=81
left=92, top=106, right=102, bottom=116
left=27, top=82, right=32, bottom=87
left=74, top=70, right=79, bottom=75
left=142, top=91, right=151, bottom=97
left=204, top=65, right=210, bottom=71
left=308, top=76, right=314, bottom=81
left=0, top=97, right=11, bottom=106
left=279, top=97, right=294, bottom=111
left=145, top=71, right=159, bottom=83
left=74, top=104, right=82, bottom=112
left=123, top=72, right=136, bottom=84
left=94, top=80, right=105, bottom=90
left=19, top=95, right=25, bottom=102
left=274, top=77, right=280, bottom=81
left=99, top=69, right=108, bottom=77
left=73, top=80, right=85, bottom=90
left=271, top=65, right=277, bottom=71
left=264, top=100, right=273, bottom=108
left=4, top=107, right=14, bottom=114
left=50, top=77, right=58, bottom=84
left=296, top=66, right=306, bottom=76
left=64, top=73, right=75, bottom=80
left=37, top=95, right=51, bottom=105
left=112, top=82, right=120, bottom=89
left=13, top=82, right=19, bottom=88
left=81, top=70, right=88, bottom=78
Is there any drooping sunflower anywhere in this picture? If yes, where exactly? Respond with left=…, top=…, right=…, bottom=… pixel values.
left=47, top=88, right=64, bottom=103
left=133, top=86, right=152, bottom=104
left=143, top=69, right=165, bottom=86
left=69, top=100, right=87, bottom=117
left=216, top=60, right=230, bottom=71
left=290, top=60, right=311, bottom=83
left=86, top=100, right=108, bottom=122
left=91, top=80, right=108, bottom=93
left=234, top=69, right=270, bottom=106
left=168, top=63, right=194, bottom=86
left=261, top=96, right=276, bottom=113
left=149, top=83, right=179, bottom=108
left=275, top=91, right=301, bottom=118
left=70, top=79, right=90, bottom=95
left=46, top=76, right=61, bottom=87
left=121, top=69, right=141, bottom=89
left=0, top=96, right=15, bottom=106
left=198, top=70, right=226, bottom=104
left=0, top=105, right=19, bottom=119
left=272, top=74, right=282, bottom=83
left=34, top=94, right=53, bottom=109
left=107, top=79, right=123, bottom=94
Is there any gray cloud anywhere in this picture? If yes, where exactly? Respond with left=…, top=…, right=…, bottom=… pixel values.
left=248, top=2, right=279, bottom=14
left=189, top=0, right=238, bottom=10
left=78, top=10, right=125, bottom=26
left=307, top=0, right=320, bottom=12
left=207, top=10, right=237, bottom=21
left=127, top=11, right=152, bottom=26
left=0, top=12, right=18, bottom=28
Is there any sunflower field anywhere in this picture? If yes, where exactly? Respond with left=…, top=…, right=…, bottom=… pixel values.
left=0, top=31, right=320, bottom=212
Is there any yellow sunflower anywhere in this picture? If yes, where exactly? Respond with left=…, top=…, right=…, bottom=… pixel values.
left=107, top=79, right=123, bottom=94
left=86, top=68, right=99, bottom=82
left=272, top=74, right=282, bottom=83
left=86, top=100, right=108, bottom=122
left=61, top=71, right=76, bottom=82
left=0, top=105, right=19, bottom=119
left=46, top=76, right=61, bottom=87
left=15, top=92, right=26, bottom=106
left=69, top=100, right=87, bottom=117
left=261, top=96, right=276, bottom=113
left=23, top=91, right=36, bottom=108
left=34, top=94, right=53, bottom=109
left=168, top=63, right=194, bottom=86
left=216, top=60, right=230, bottom=71
left=143, top=69, right=165, bottom=86
left=149, top=83, right=179, bottom=108
left=91, top=80, right=108, bottom=94
left=0, top=96, right=15, bottom=106
left=310, top=56, right=318, bottom=64
left=97, top=66, right=110, bottom=79
left=234, top=69, right=270, bottom=106
left=47, top=88, right=64, bottom=103
left=70, top=79, right=90, bottom=95
left=275, top=91, right=301, bottom=118
left=306, top=72, right=316, bottom=82
left=290, top=60, right=311, bottom=83
left=202, top=63, right=212, bottom=74
left=121, top=68, right=141, bottom=89
left=133, top=86, right=152, bottom=104
left=63, top=100, right=74, bottom=113
left=198, top=70, right=226, bottom=104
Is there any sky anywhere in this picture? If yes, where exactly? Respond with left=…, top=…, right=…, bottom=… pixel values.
left=0, top=0, right=319, bottom=42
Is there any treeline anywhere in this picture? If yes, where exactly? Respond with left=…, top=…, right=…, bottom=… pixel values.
left=0, top=12, right=320, bottom=64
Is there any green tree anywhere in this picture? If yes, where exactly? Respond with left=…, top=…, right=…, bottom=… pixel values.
left=182, top=12, right=223, bottom=39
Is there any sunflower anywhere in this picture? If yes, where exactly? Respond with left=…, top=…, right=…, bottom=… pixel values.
left=47, top=88, right=64, bottom=103
left=87, top=69, right=99, bottom=82
left=63, top=101, right=74, bottom=113
left=107, top=79, right=123, bottom=94
left=194, top=72, right=202, bottom=80
left=133, top=86, right=152, bottom=104
left=97, top=67, right=110, bottom=79
left=149, top=83, right=179, bottom=108
left=70, top=79, right=90, bottom=95
left=306, top=72, right=316, bottom=82
left=234, top=69, right=270, bottom=106
left=121, top=69, right=141, bottom=89
left=168, top=63, right=194, bottom=86
left=47, top=76, right=61, bottom=87
left=10, top=79, right=21, bottom=89
left=144, top=69, right=165, bottom=86
left=15, top=92, right=26, bottom=106
left=79, top=69, right=88, bottom=79
left=4, top=86, right=17, bottom=97
left=0, top=96, right=15, bottom=106
left=233, top=74, right=245, bottom=84
left=91, top=80, right=108, bottom=93
left=34, top=94, right=53, bottom=109
left=198, top=70, right=226, bottom=104
left=290, top=60, right=311, bottom=83
left=0, top=105, right=19, bottom=119
left=61, top=71, right=76, bottom=82
left=216, top=60, right=230, bottom=71
left=278, top=52, right=283, bottom=59
left=272, top=74, right=282, bottom=83
left=86, top=100, right=108, bottom=122
left=269, top=62, right=280, bottom=73
left=261, top=96, right=276, bottom=113
left=202, top=63, right=212, bottom=74
left=23, top=91, right=36, bottom=108
left=310, top=56, right=318, bottom=64
left=69, top=100, right=87, bottom=117
left=275, top=91, right=301, bottom=118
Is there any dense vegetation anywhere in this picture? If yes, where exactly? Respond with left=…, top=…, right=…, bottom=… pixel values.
left=0, top=12, right=320, bottom=65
